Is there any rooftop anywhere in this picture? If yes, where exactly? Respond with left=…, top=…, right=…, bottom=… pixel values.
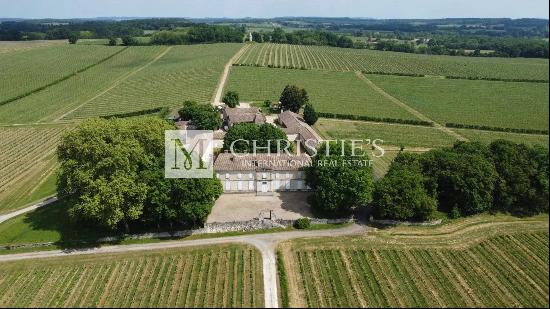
left=214, top=153, right=312, bottom=171
left=223, top=107, right=266, bottom=125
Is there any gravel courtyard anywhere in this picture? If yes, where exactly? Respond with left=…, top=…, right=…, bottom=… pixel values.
left=207, top=192, right=313, bottom=223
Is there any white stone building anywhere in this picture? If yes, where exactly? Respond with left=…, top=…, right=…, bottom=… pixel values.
left=214, top=153, right=312, bottom=195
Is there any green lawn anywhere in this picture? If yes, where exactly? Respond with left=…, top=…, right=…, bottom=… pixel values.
left=368, top=75, right=549, bottom=131
left=226, top=66, right=419, bottom=120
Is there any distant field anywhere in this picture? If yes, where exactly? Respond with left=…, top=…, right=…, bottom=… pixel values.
left=455, top=129, right=549, bottom=147
left=0, top=47, right=163, bottom=124
left=0, top=40, right=66, bottom=54
left=314, top=119, right=457, bottom=148
left=0, top=244, right=264, bottom=308
left=225, top=66, right=419, bottom=120
left=67, top=43, right=243, bottom=119
left=368, top=75, right=549, bottom=130
left=0, top=125, right=70, bottom=214
left=0, top=45, right=124, bottom=105
left=235, top=43, right=549, bottom=81
left=279, top=216, right=549, bottom=308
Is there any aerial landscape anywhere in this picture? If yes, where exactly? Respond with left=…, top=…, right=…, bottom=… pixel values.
left=0, top=0, right=548, bottom=307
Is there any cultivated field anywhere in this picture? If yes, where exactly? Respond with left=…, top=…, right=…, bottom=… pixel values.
left=455, top=129, right=550, bottom=147
left=279, top=215, right=549, bottom=308
left=0, top=244, right=264, bottom=308
left=314, top=119, right=456, bottom=148
left=0, top=45, right=124, bottom=105
left=0, top=125, right=70, bottom=214
left=66, top=44, right=242, bottom=119
left=368, top=75, right=549, bottom=130
left=225, top=66, right=420, bottom=120
left=0, top=40, right=66, bottom=54
left=235, top=43, right=549, bottom=81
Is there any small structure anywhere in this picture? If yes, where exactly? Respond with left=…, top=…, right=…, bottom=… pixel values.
left=214, top=153, right=312, bottom=195
left=278, top=110, right=323, bottom=154
left=222, top=106, right=266, bottom=129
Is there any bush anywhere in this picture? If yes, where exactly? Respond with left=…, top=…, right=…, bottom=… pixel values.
left=223, top=123, right=290, bottom=153
left=122, top=36, right=139, bottom=46
left=303, top=103, right=318, bottom=125
left=294, top=218, right=311, bottom=229
left=222, top=91, right=239, bottom=108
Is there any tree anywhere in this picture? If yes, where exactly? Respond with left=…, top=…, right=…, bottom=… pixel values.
left=280, top=85, right=308, bottom=112
left=108, top=37, right=118, bottom=46
left=303, top=103, right=318, bottom=125
left=420, top=142, right=498, bottom=217
left=57, top=117, right=223, bottom=232
left=489, top=140, right=549, bottom=215
left=251, top=32, right=264, bottom=43
left=223, top=123, right=289, bottom=153
left=222, top=91, right=240, bottom=108
left=122, top=36, right=139, bottom=46
left=178, top=101, right=221, bottom=130
left=68, top=32, right=79, bottom=44
left=371, top=153, right=437, bottom=221
left=306, top=142, right=374, bottom=217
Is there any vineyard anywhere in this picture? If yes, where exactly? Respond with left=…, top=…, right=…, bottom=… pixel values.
left=314, top=119, right=456, bottom=148
left=66, top=44, right=242, bottom=119
left=0, top=47, right=166, bottom=124
left=234, top=43, right=549, bottom=81
left=0, top=45, right=124, bottom=105
left=0, top=244, right=264, bottom=308
left=0, top=125, right=70, bottom=214
left=279, top=216, right=549, bottom=308
left=455, top=129, right=549, bottom=147
left=367, top=75, right=550, bottom=131
left=225, top=66, right=419, bottom=120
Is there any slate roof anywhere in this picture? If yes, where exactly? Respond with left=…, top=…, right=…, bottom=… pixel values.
left=214, top=153, right=312, bottom=171
left=223, top=107, right=266, bottom=125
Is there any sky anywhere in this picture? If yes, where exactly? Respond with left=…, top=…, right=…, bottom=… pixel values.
left=0, top=0, right=548, bottom=19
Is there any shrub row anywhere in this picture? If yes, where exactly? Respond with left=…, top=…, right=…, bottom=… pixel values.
left=318, top=112, right=434, bottom=127
left=362, top=71, right=426, bottom=77
left=276, top=251, right=290, bottom=308
left=101, top=106, right=165, bottom=119
left=232, top=63, right=309, bottom=70
left=0, top=47, right=128, bottom=107
left=445, top=75, right=548, bottom=83
left=446, top=122, right=549, bottom=135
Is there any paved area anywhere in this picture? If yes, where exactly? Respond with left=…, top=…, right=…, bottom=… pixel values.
left=207, top=192, right=313, bottom=223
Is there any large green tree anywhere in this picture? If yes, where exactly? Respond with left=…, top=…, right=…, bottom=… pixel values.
left=303, top=103, right=318, bottom=125
left=279, top=85, right=308, bottom=113
left=178, top=100, right=221, bottom=130
left=57, top=117, right=222, bottom=232
left=490, top=140, right=549, bottom=215
left=371, top=153, right=437, bottom=221
left=306, top=142, right=374, bottom=217
left=222, top=91, right=240, bottom=108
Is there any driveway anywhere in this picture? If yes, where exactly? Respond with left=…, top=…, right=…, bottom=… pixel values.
left=207, top=192, right=313, bottom=223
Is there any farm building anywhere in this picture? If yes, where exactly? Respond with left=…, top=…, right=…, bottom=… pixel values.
left=278, top=110, right=322, bottom=155
left=222, top=106, right=266, bottom=129
left=214, top=153, right=312, bottom=194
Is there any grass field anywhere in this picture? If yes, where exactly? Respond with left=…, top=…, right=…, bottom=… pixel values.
left=455, top=129, right=549, bottom=147
left=0, top=244, right=264, bottom=308
left=278, top=215, right=549, bottom=308
left=367, top=75, right=549, bottom=130
left=66, top=43, right=243, bottom=119
left=0, top=45, right=124, bottom=105
left=235, top=43, right=549, bottom=81
left=315, top=119, right=457, bottom=148
left=225, top=66, right=420, bottom=120
left=0, top=125, right=70, bottom=214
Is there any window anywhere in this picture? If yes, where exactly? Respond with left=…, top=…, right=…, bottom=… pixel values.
left=248, top=180, right=254, bottom=191
left=238, top=181, right=243, bottom=191
left=275, top=173, right=279, bottom=179
left=297, top=180, right=303, bottom=190
left=249, top=173, right=253, bottom=179
left=225, top=173, right=230, bottom=179
left=285, top=180, right=291, bottom=190
left=262, top=173, right=267, bottom=179
left=298, top=171, right=303, bottom=179
left=237, top=173, right=242, bottom=179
